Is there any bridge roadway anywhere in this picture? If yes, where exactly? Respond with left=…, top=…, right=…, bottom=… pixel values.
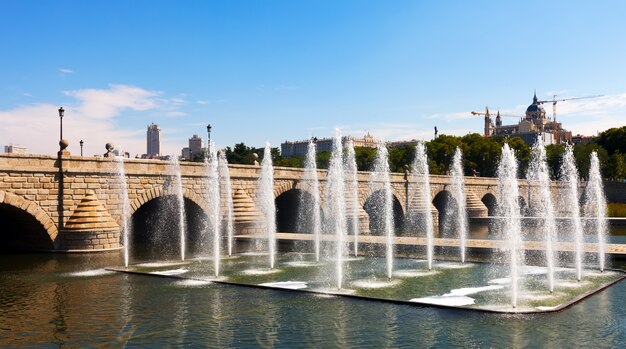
left=236, top=233, right=626, bottom=255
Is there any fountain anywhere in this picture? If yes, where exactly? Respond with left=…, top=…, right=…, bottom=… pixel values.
left=205, top=144, right=221, bottom=276
left=344, top=140, right=360, bottom=257
left=370, top=141, right=395, bottom=279
left=170, top=156, right=187, bottom=261
left=560, top=144, right=584, bottom=281
left=584, top=151, right=608, bottom=272
left=496, top=144, right=524, bottom=308
left=299, top=138, right=322, bottom=261
left=114, top=152, right=132, bottom=267
left=326, top=130, right=347, bottom=289
left=526, top=137, right=558, bottom=292
left=112, top=133, right=623, bottom=314
left=450, top=147, right=468, bottom=263
left=218, top=150, right=235, bottom=257
left=411, top=142, right=434, bottom=270
left=257, top=143, right=277, bottom=269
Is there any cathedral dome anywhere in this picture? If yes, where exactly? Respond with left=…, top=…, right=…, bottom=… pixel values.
left=525, top=92, right=546, bottom=121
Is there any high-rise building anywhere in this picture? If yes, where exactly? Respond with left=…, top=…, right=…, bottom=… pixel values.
left=147, top=123, right=161, bottom=156
left=181, top=134, right=205, bottom=160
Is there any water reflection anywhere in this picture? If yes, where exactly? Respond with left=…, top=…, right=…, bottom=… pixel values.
left=1, top=253, right=625, bottom=347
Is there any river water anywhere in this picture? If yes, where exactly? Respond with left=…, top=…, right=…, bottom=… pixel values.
left=1, top=250, right=625, bottom=348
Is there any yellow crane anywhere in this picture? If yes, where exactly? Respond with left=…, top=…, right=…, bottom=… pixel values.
left=536, top=94, right=603, bottom=143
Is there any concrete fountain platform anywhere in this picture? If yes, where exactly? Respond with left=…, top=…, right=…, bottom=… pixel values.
left=108, top=254, right=626, bottom=315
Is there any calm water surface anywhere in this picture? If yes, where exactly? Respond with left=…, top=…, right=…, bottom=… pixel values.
left=1, top=251, right=625, bottom=348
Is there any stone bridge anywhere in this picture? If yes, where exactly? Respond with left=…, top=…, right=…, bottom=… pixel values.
left=1, top=152, right=555, bottom=252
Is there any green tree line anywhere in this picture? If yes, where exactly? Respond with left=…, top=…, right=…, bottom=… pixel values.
left=222, top=126, right=626, bottom=181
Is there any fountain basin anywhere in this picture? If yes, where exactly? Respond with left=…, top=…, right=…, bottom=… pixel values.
left=109, top=253, right=625, bottom=314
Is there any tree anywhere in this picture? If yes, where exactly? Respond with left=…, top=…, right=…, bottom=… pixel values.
left=388, top=145, right=415, bottom=173
left=573, top=142, right=609, bottom=180
left=545, top=144, right=565, bottom=179
left=609, top=151, right=626, bottom=181
left=354, top=147, right=377, bottom=171
left=597, top=126, right=626, bottom=155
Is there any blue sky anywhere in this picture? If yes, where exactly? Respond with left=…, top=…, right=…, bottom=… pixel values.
left=2, top=0, right=626, bottom=156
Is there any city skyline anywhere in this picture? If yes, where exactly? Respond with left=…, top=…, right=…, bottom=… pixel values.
left=2, top=1, right=626, bottom=156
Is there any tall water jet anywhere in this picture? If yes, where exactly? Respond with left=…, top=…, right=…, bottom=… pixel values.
left=497, top=144, right=524, bottom=308
left=344, top=139, right=360, bottom=256
left=584, top=151, right=608, bottom=272
left=326, top=130, right=347, bottom=289
left=527, top=137, right=557, bottom=292
left=450, top=147, right=468, bottom=263
left=411, top=142, right=434, bottom=270
left=257, top=143, right=277, bottom=269
left=560, top=144, right=584, bottom=281
left=299, top=138, right=322, bottom=261
left=370, top=141, right=395, bottom=279
left=205, top=144, right=221, bottom=276
left=170, top=156, right=187, bottom=261
left=218, top=150, right=235, bottom=257
left=115, top=152, right=132, bottom=267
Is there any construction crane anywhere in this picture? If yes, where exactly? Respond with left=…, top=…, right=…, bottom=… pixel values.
left=536, top=94, right=603, bottom=143
left=470, top=107, right=522, bottom=137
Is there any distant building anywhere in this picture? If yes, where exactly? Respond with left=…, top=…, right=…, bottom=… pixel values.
left=181, top=134, right=206, bottom=160
left=281, top=133, right=381, bottom=157
left=280, top=133, right=417, bottom=157
left=146, top=123, right=161, bottom=156
left=4, top=145, right=27, bottom=154
left=481, top=92, right=571, bottom=147
left=572, top=134, right=595, bottom=144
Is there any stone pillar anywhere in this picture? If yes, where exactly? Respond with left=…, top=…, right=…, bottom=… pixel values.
left=57, top=190, right=121, bottom=251
left=466, top=191, right=488, bottom=218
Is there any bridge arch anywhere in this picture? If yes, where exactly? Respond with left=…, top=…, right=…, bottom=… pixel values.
left=362, top=189, right=405, bottom=235
left=432, top=190, right=460, bottom=238
left=275, top=188, right=323, bottom=233
left=481, top=193, right=497, bottom=216
left=0, top=190, right=57, bottom=250
left=129, top=185, right=208, bottom=218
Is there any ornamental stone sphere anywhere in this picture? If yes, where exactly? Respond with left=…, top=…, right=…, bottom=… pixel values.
left=59, top=139, right=69, bottom=150
left=105, top=143, right=115, bottom=152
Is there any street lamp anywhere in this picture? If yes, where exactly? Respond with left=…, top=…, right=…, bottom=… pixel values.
left=206, top=124, right=212, bottom=154
left=58, top=107, right=65, bottom=141
left=80, top=140, right=84, bottom=156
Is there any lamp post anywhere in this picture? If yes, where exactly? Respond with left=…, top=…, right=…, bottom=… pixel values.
left=80, top=140, right=84, bottom=156
left=206, top=124, right=212, bottom=155
left=58, top=107, right=65, bottom=141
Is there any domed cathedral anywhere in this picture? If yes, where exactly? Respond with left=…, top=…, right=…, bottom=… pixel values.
left=490, top=91, right=572, bottom=146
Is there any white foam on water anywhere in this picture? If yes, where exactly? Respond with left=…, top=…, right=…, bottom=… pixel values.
left=150, top=268, right=188, bottom=276
left=585, top=270, right=618, bottom=277
left=67, top=269, right=115, bottom=277
left=285, top=261, right=323, bottom=268
left=393, top=270, right=439, bottom=278
left=437, top=262, right=474, bottom=269
left=173, top=279, right=212, bottom=287
left=135, top=262, right=188, bottom=268
left=488, top=277, right=511, bottom=285
left=351, top=278, right=402, bottom=289
left=410, top=295, right=475, bottom=306
left=259, top=281, right=308, bottom=290
left=239, top=252, right=269, bottom=256
left=240, top=268, right=281, bottom=276
left=447, top=285, right=504, bottom=296
left=536, top=305, right=561, bottom=311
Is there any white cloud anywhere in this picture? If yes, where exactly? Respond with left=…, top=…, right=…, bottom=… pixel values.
left=58, top=68, right=74, bottom=75
left=64, top=84, right=160, bottom=119
left=166, top=111, right=186, bottom=117
left=0, top=84, right=186, bottom=157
